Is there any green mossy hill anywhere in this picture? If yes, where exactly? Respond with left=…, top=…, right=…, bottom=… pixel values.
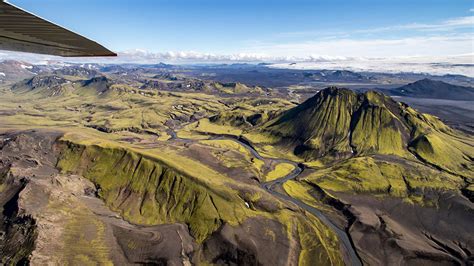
left=265, top=88, right=409, bottom=158
left=303, top=156, right=464, bottom=201
left=400, top=102, right=474, bottom=177
left=409, top=132, right=474, bottom=177
left=206, top=99, right=291, bottom=129
left=265, top=88, right=358, bottom=158
left=210, top=109, right=273, bottom=128
left=212, top=82, right=265, bottom=95
left=264, top=87, right=474, bottom=177
left=56, top=140, right=252, bottom=243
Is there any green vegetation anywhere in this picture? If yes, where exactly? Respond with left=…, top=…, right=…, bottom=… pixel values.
left=301, top=156, right=464, bottom=204
left=54, top=133, right=345, bottom=262
left=56, top=135, right=256, bottom=242
left=60, top=206, right=113, bottom=265
left=296, top=213, right=342, bottom=266
left=410, top=132, right=474, bottom=177
left=262, top=88, right=415, bottom=159
left=200, top=139, right=265, bottom=177
left=350, top=91, right=408, bottom=157
left=258, top=88, right=473, bottom=183
left=266, top=162, right=295, bottom=181
left=273, top=210, right=344, bottom=266
left=401, top=103, right=474, bottom=178
left=182, top=118, right=243, bottom=136
left=2, top=71, right=472, bottom=265
left=283, top=180, right=331, bottom=211
left=242, top=131, right=280, bottom=145
left=213, top=82, right=264, bottom=94
left=1, top=75, right=230, bottom=135
left=265, top=87, right=357, bottom=159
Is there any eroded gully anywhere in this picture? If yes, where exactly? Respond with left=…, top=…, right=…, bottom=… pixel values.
left=169, top=130, right=362, bottom=266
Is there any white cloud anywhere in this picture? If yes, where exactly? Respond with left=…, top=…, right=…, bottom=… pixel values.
left=270, top=54, right=474, bottom=77
left=400, top=16, right=474, bottom=31
left=278, top=15, right=474, bottom=38
left=244, top=35, right=473, bottom=59
left=118, top=49, right=274, bottom=62
left=115, top=50, right=362, bottom=63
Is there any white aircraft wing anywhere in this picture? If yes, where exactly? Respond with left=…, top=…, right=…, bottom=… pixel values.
left=0, top=0, right=116, bottom=57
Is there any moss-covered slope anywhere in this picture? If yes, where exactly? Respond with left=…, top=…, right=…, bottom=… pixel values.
left=54, top=136, right=345, bottom=264
left=265, top=88, right=410, bottom=158
left=265, top=87, right=357, bottom=158
left=56, top=140, right=252, bottom=243
left=264, top=87, right=474, bottom=178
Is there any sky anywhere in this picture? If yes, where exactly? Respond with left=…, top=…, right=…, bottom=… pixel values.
left=2, top=0, right=474, bottom=75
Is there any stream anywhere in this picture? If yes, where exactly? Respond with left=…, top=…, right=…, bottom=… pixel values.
left=169, top=129, right=362, bottom=265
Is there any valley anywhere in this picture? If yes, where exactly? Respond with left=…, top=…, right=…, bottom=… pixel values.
left=0, top=61, right=473, bottom=265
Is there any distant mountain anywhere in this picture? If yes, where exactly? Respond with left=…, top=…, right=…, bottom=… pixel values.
left=0, top=60, right=40, bottom=84
left=325, top=70, right=367, bottom=80
left=152, top=73, right=180, bottom=81
left=389, top=78, right=474, bottom=101
left=80, top=76, right=112, bottom=94
left=53, top=66, right=100, bottom=79
left=141, top=76, right=266, bottom=95
left=10, top=75, right=114, bottom=97
left=302, top=70, right=373, bottom=82
left=11, top=75, right=72, bottom=96
left=152, top=62, right=174, bottom=69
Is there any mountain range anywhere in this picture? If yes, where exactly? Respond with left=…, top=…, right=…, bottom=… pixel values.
left=0, top=61, right=472, bottom=265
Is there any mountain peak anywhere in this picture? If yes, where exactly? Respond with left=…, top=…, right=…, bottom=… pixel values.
left=80, top=76, right=112, bottom=94
left=265, top=87, right=420, bottom=159
left=414, top=78, right=444, bottom=85
left=320, top=86, right=353, bottom=95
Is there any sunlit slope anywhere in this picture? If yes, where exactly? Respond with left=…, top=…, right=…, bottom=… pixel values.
left=263, top=87, right=474, bottom=178
left=265, top=88, right=357, bottom=158
left=56, top=134, right=252, bottom=243
left=54, top=131, right=344, bottom=264
left=4, top=75, right=229, bottom=135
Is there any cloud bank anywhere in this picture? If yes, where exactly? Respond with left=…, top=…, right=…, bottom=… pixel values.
left=1, top=49, right=472, bottom=77
left=270, top=55, right=474, bottom=77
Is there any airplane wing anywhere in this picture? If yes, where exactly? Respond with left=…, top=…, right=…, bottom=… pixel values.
left=0, top=0, right=116, bottom=57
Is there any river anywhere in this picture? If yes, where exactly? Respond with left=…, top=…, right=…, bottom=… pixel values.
left=169, top=129, right=362, bottom=265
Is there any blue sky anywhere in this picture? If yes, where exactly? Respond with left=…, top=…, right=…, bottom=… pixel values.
left=5, top=0, right=474, bottom=66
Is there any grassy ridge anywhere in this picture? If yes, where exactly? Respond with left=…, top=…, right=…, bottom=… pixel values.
left=303, top=156, right=464, bottom=199
left=56, top=137, right=253, bottom=242
left=54, top=133, right=345, bottom=265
